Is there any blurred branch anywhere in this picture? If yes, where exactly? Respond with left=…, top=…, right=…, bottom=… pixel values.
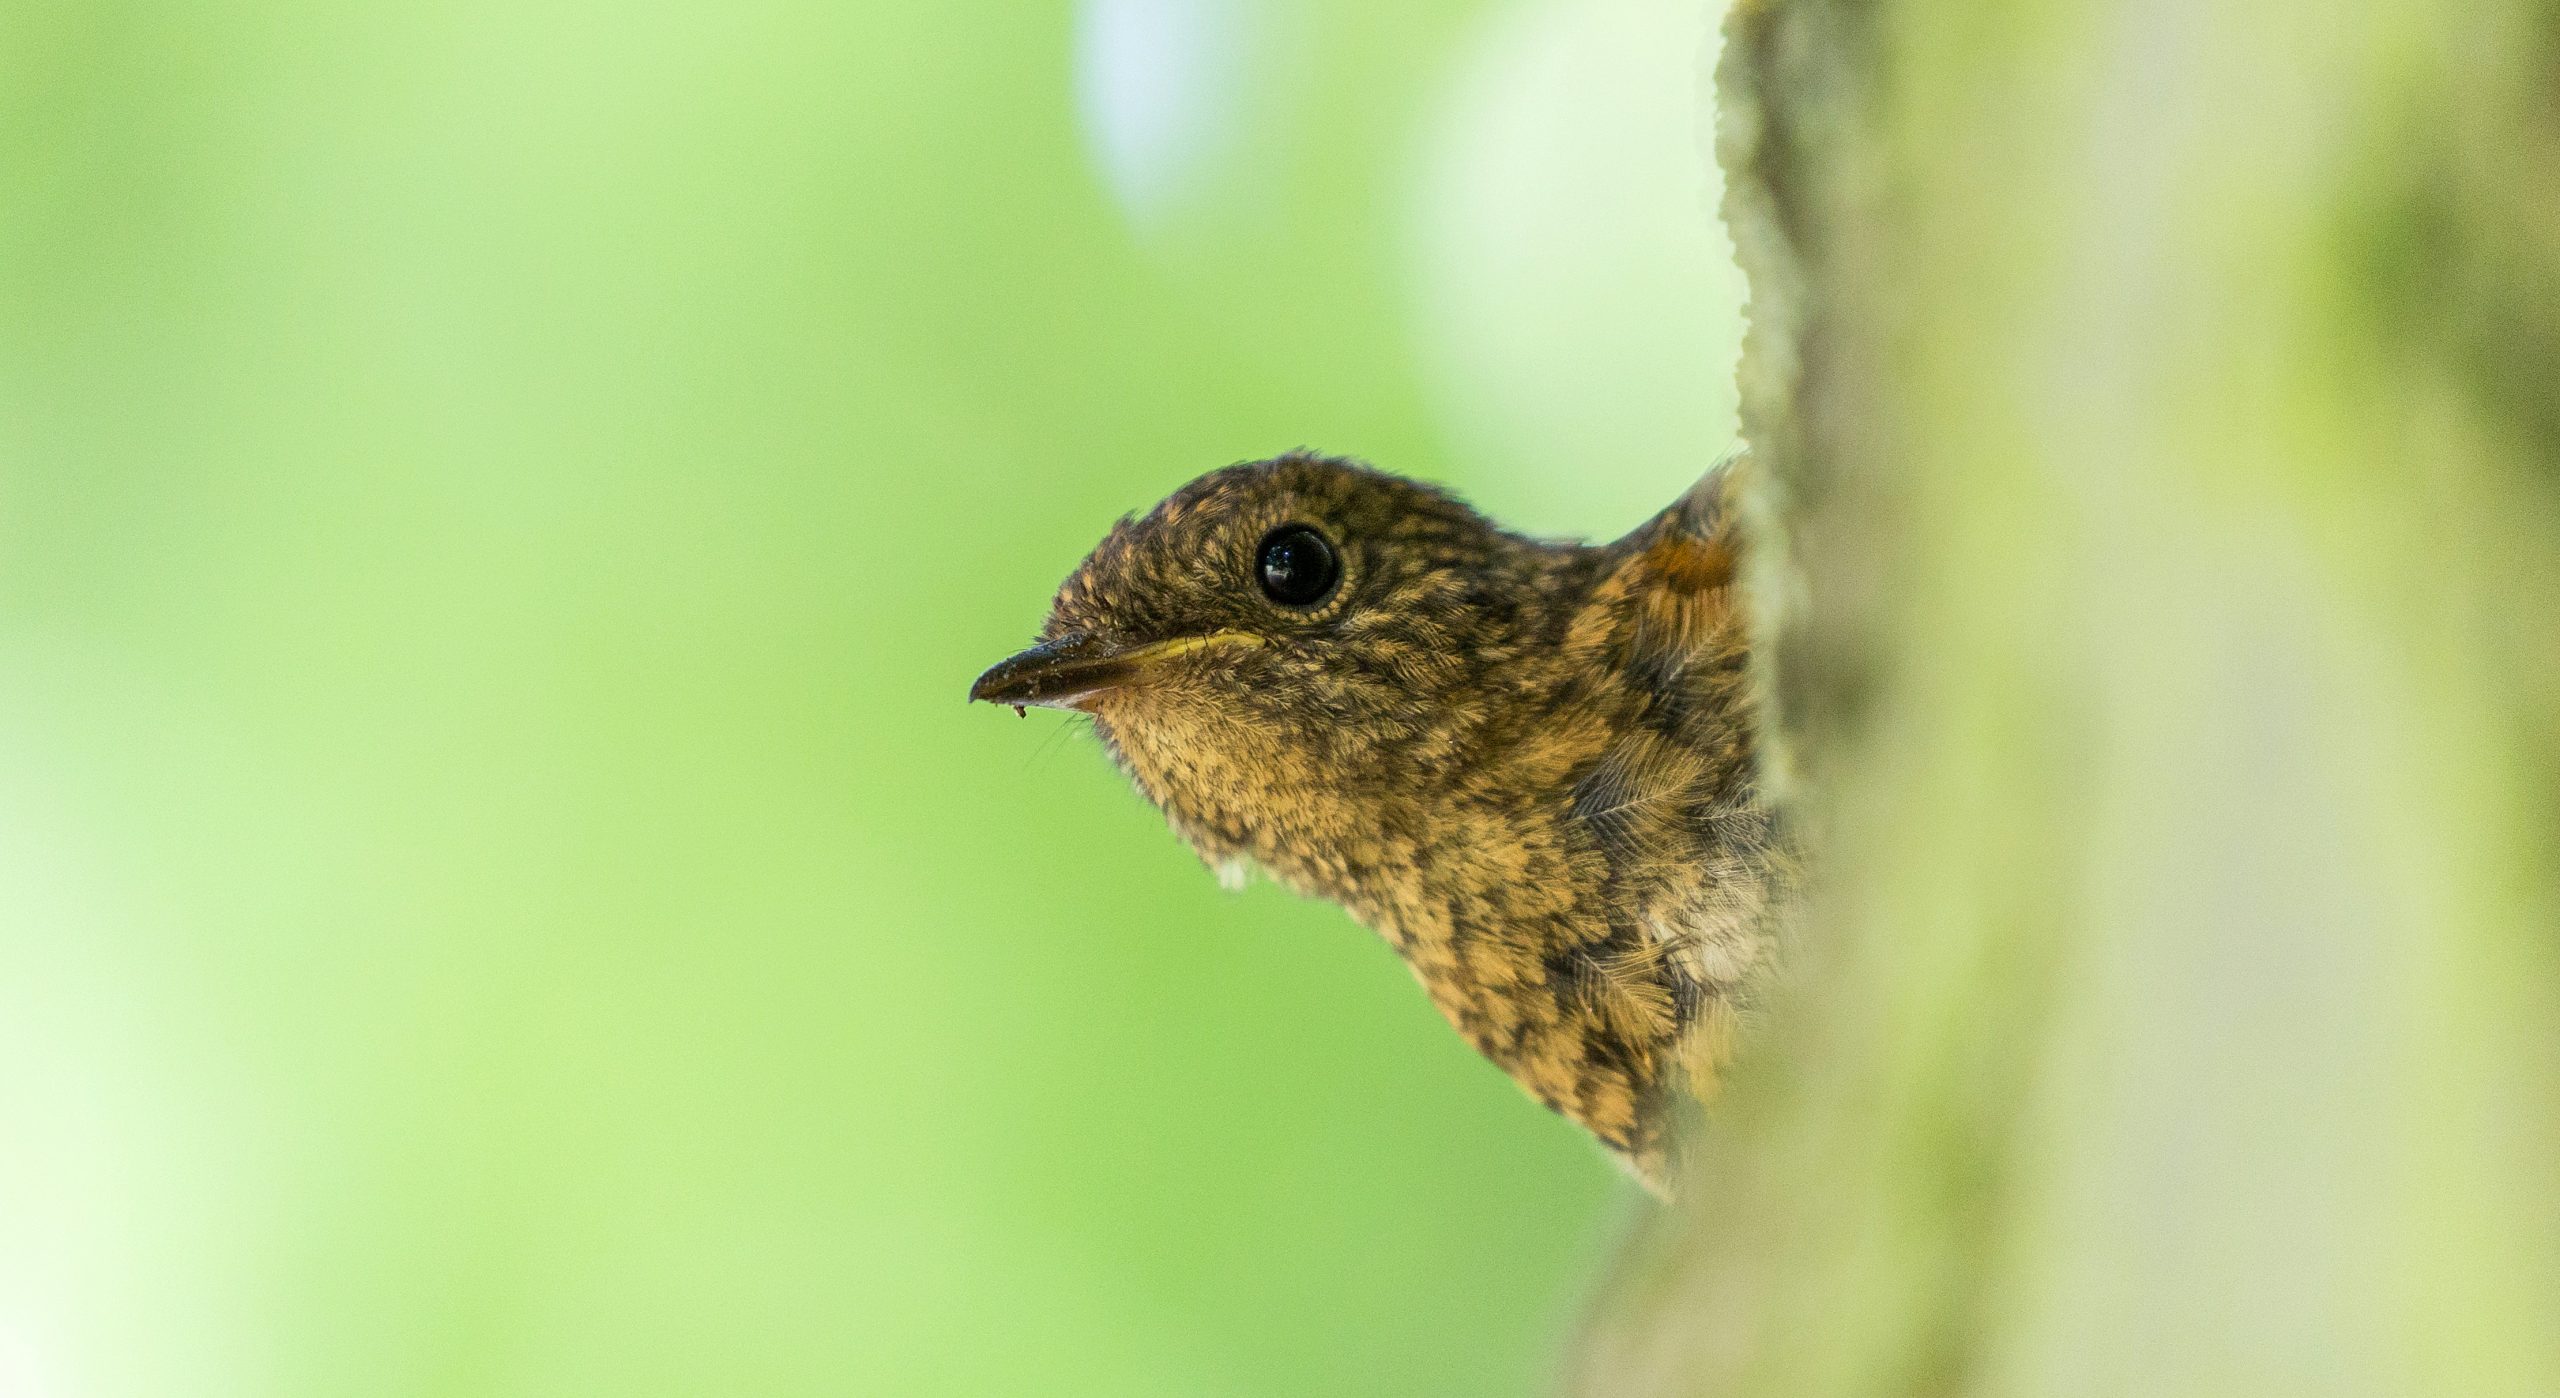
left=1570, top=0, right=2560, bottom=1392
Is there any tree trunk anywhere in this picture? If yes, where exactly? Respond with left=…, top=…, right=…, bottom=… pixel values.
left=1570, top=1, right=2560, bottom=1393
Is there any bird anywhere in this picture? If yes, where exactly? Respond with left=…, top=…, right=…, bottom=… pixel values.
left=968, top=451, right=1795, bottom=1191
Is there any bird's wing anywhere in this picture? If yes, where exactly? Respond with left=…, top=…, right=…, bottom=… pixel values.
left=1594, top=454, right=1750, bottom=673
left=1614, top=451, right=1749, bottom=585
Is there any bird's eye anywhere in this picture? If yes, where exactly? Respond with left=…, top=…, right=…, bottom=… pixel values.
left=1255, top=524, right=1340, bottom=608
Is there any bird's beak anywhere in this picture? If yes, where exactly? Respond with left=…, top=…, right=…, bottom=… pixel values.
left=968, top=631, right=1262, bottom=712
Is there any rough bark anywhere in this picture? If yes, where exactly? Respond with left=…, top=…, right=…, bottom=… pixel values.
left=1568, top=1, right=2560, bottom=1393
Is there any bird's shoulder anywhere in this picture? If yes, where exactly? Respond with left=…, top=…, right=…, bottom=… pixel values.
left=1561, top=455, right=1751, bottom=683
left=1608, top=453, right=1747, bottom=595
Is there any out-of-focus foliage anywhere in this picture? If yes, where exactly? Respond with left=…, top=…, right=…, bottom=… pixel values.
left=1574, top=2, right=2560, bottom=1395
left=0, top=1, right=1746, bottom=1395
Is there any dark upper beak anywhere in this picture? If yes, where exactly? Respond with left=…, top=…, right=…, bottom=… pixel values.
left=968, top=631, right=1147, bottom=712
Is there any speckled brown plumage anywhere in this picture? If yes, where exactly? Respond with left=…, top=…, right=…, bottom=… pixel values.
left=971, top=452, right=1796, bottom=1190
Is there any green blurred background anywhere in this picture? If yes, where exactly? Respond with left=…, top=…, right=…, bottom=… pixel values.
left=0, top=1, right=1743, bottom=1392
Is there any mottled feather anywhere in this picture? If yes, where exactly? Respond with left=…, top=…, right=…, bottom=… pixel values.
left=981, top=452, right=1796, bottom=1190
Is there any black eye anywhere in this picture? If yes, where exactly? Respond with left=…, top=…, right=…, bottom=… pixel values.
left=1255, top=524, right=1340, bottom=608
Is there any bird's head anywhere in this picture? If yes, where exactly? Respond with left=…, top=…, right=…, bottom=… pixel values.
left=969, top=453, right=1571, bottom=895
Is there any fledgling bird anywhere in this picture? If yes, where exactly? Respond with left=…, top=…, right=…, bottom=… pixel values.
left=969, top=452, right=1794, bottom=1191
